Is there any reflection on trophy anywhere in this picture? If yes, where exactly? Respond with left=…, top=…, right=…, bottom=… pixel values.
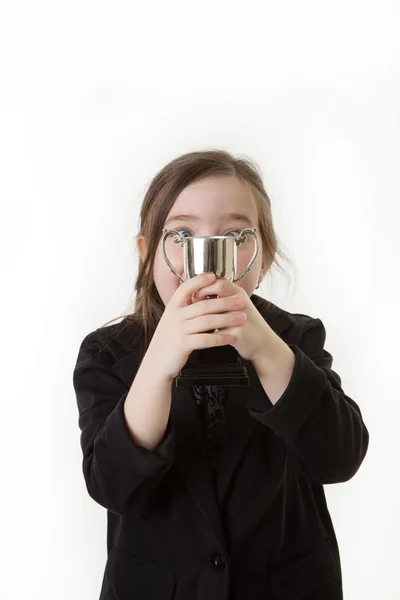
left=162, top=227, right=259, bottom=387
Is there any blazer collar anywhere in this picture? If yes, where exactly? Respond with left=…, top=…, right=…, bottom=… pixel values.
left=113, top=294, right=293, bottom=546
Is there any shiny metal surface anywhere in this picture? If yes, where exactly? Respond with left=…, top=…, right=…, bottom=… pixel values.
left=162, top=227, right=259, bottom=284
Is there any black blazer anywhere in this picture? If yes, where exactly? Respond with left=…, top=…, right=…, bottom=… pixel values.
left=72, top=294, right=369, bottom=600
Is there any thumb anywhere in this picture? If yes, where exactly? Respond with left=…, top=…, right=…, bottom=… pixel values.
left=174, top=272, right=216, bottom=307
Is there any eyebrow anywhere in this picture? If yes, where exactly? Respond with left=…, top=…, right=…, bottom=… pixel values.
left=164, top=213, right=254, bottom=228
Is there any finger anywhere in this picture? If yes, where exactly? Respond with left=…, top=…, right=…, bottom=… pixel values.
left=184, top=294, right=244, bottom=320
left=215, top=324, right=243, bottom=336
left=188, top=331, right=234, bottom=351
left=174, top=272, right=216, bottom=307
left=183, top=309, right=247, bottom=336
left=194, top=277, right=241, bottom=300
left=183, top=296, right=246, bottom=320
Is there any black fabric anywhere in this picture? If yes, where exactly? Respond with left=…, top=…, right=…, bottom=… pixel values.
left=72, top=294, right=369, bottom=600
left=191, top=385, right=229, bottom=484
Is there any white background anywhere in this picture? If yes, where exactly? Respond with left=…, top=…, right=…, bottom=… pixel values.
left=1, top=1, right=399, bottom=598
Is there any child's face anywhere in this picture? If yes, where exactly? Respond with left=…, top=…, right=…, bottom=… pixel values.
left=138, top=175, right=264, bottom=307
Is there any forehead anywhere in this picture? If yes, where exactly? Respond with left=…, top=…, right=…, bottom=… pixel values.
left=169, top=175, right=257, bottom=219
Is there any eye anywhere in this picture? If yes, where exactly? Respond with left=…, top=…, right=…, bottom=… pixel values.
left=174, top=228, right=192, bottom=238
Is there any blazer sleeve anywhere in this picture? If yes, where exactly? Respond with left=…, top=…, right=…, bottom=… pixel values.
left=246, top=317, right=369, bottom=484
left=72, top=329, right=175, bottom=516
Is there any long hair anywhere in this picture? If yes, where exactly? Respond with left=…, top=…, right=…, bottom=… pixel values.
left=102, top=149, right=291, bottom=354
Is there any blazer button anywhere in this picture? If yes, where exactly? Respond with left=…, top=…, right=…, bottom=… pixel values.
left=210, top=552, right=225, bottom=571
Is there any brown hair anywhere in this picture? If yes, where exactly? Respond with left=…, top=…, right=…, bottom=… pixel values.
left=101, top=149, right=291, bottom=354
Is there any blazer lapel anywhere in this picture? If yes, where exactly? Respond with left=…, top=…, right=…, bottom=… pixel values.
left=169, top=384, right=227, bottom=546
left=216, top=293, right=293, bottom=501
left=113, top=294, right=293, bottom=547
left=215, top=363, right=259, bottom=505
left=115, top=347, right=227, bottom=547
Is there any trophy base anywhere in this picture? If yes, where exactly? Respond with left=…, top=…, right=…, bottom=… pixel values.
left=173, top=345, right=250, bottom=387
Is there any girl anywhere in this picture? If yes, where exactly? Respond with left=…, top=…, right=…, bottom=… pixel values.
left=73, top=149, right=369, bottom=600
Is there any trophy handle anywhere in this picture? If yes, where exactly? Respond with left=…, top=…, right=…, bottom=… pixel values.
left=233, top=227, right=259, bottom=282
left=162, top=229, right=186, bottom=283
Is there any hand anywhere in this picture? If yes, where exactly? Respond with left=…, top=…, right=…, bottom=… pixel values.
left=192, top=277, right=276, bottom=363
left=147, top=273, right=250, bottom=381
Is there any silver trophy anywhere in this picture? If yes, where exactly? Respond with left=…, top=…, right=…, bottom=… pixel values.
left=162, top=227, right=259, bottom=387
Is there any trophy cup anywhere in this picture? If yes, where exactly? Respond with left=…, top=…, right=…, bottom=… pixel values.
left=162, top=227, right=259, bottom=387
